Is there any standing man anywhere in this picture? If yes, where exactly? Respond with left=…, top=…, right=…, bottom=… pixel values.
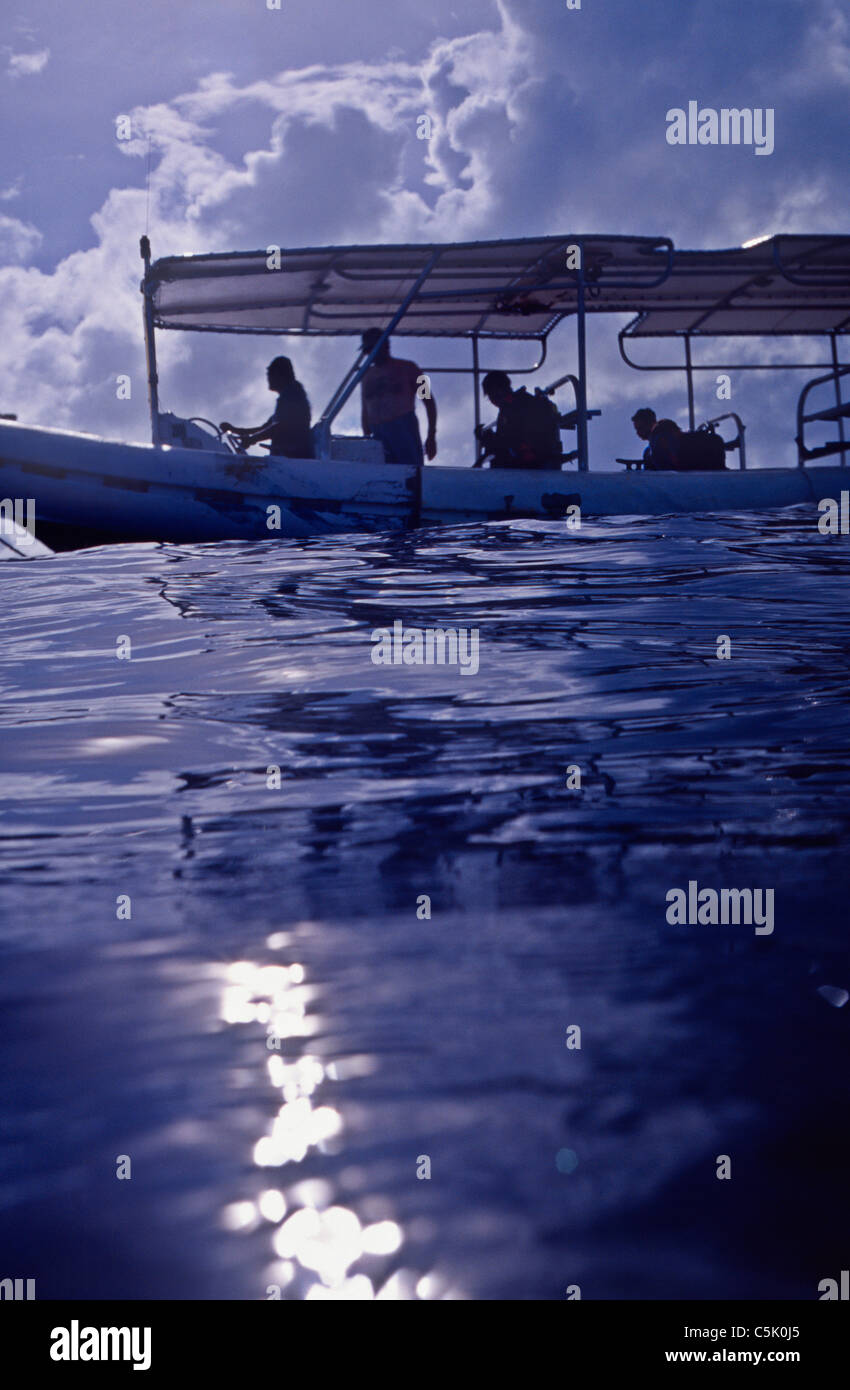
left=360, top=328, right=437, bottom=467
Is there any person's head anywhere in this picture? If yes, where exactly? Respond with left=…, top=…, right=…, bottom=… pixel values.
left=631, top=407, right=656, bottom=440
left=361, top=328, right=391, bottom=364
left=482, top=371, right=513, bottom=408
left=267, top=356, right=296, bottom=392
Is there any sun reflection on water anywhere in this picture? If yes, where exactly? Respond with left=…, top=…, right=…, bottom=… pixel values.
left=216, top=935, right=450, bottom=1299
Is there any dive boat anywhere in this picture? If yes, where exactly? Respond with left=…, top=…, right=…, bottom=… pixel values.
left=0, top=233, right=847, bottom=547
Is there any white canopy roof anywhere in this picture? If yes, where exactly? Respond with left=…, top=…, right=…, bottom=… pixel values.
left=146, top=234, right=850, bottom=341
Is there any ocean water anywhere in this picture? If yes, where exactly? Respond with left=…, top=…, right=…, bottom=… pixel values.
left=0, top=507, right=848, bottom=1300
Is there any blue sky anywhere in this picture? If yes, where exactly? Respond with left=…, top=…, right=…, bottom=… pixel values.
left=1, top=0, right=847, bottom=468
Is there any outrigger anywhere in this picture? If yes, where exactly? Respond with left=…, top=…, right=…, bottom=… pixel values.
left=0, top=232, right=848, bottom=548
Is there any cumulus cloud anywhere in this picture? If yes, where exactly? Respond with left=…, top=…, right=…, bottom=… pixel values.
left=0, top=0, right=845, bottom=469
left=6, top=48, right=49, bottom=78
left=0, top=3, right=541, bottom=447
left=787, top=0, right=850, bottom=92
left=115, top=2, right=537, bottom=248
left=0, top=214, right=43, bottom=264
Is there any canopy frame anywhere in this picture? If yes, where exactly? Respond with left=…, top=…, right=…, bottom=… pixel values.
left=140, top=233, right=850, bottom=470
left=140, top=236, right=162, bottom=446
left=619, top=321, right=850, bottom=463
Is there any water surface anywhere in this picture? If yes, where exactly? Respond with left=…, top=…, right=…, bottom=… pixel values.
left=1, top=507, right=848, bottom=1299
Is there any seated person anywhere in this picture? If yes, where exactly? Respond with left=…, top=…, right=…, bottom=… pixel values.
left=476, top=371, right=562, bottom=470
left=359, top=328, right=437, bottom=468
left=221, top=356, right=314, bottom=458
left=631, top=407, right=682, bottom=470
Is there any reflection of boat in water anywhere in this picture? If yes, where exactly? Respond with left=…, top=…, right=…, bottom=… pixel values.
left=1, top=233, right=848, bottom=547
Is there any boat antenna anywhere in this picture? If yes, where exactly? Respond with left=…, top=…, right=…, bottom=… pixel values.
left=144, top=133, right=152, bottom=238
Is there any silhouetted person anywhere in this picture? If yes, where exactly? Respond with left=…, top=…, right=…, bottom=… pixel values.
left=476, top=371, right=562, bottom=469
left=221, top=357, right=314, bottom=458
left=631, top=407, right=682, bottom=471
left=360, top=328, right=437, bottom=467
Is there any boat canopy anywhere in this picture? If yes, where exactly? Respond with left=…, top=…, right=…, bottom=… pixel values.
left=139, top=232, right=850, bottom=468
left=145, top=233, right=850, bottom=340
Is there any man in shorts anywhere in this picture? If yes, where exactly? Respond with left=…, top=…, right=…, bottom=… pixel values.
left=360, top=328, right=437, bottom=467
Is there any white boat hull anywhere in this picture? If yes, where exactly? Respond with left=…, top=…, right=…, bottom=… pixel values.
left=0, top=419, right=845, bottom=545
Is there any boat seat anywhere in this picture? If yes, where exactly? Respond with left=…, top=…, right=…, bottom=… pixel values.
left=329, top=435, right=386, bottom=463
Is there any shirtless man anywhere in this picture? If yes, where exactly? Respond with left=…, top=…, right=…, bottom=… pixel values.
left=360, top=328, right=437, bottom=467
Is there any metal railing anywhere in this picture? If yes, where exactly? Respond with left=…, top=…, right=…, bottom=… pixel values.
left=796, top=365, right=850, bottom=466
left=539, top=373, right=601, bottom=465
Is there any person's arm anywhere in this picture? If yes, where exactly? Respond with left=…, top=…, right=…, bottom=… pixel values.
left=359, top=366, right=375, bottom=437
left=219, top=417, right=274, bottom=447
left=242, top=425, right=274, bottom=446
left=423, top=393, right=437, bottom=461
left=494, top=404, right=512, bottom=457
left=410, top=363, right=437, bottom=460
left=474, top=424, right=497, bottom=461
